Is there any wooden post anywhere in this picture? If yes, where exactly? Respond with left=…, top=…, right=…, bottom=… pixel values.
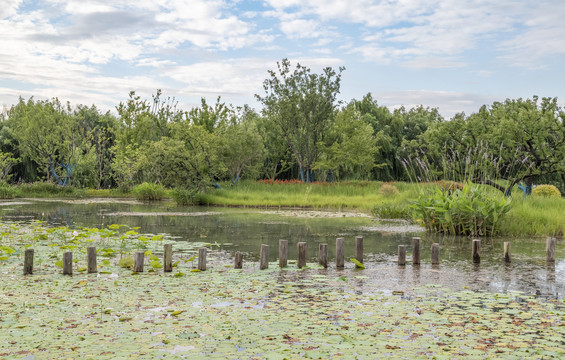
left=279, top=239, right=288, bottom=268
left=234, top=251, right=243, bottom=269
left=198, top=247, right=207, bottom=271
left=260, top=244, right=269, bottom=270
left=318, top=243, right=328, bottom=268
left=412, top=237, right=421, bottom=265
left=355, top=236, right=363, bottom=267
left=472, top=239, right=481, bottom=264
left=398, top=245, right=406, bottom=266
left=163, top=244, right=173, bottom=272
left=63, top=251, right=73, bottom=275
left=336, top=237, right=345, bottom=268
left=503, top=242, right=511, bottom=263
left=23, top=248, right=34, bottom=275
left=134, top=252, right=144, bottom=272
left=87, top=246, right=97, bottom=273
left=297, top=242, right=307, bottom=268
left=431, top=243, right=440, bottom=265
left=546, top=237, right=556, bottom=263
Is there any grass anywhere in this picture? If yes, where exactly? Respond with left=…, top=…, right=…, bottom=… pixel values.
left=499, top=196, right=565, bottom=237
left=201, top=180, right=431, bottom=212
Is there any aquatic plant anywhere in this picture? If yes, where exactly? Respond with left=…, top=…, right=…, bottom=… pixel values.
left=132, top=182, right=165, bottom=201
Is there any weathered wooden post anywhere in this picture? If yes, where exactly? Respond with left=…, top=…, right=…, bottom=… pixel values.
left=87, top=246, right=97, bottom=273
left=336, top=237, right=345, bottom=268
left=503, top=242, right=511, bottom=263
left=398, top=245, right=406, bottom=266
left=23, top=248, right=34, bottom=275
left=318, top=243, right=328, bottom=268
left=198, top=247, right=207, bottom=271
left=412, top=237, right=421, bottom=265
left=234, top=251, right=243, bottom=269
left=260, top=244, right=269, bottom=270
left=546, top=237, right=556, bottom=263
left=63, top=251, right=73, bottom=275
left=163, top=244, right=173, bottom=272
left=431, top=243, right=440, bottom=265
left=355, top=236, right=363, bottom=268
left=297, top=242, right=307, bottom=268
left=279, top=239, right=288, bottom=268
left=134, top=252, right=145, bottom=272
left=472, top=239, right=481, bottom=264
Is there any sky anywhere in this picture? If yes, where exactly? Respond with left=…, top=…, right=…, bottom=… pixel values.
left=1, top=0, right=564, bottom=119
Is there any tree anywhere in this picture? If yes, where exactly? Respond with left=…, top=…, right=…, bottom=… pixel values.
left=418, top=96, right=565, bottom=195
left=186, top=96, right=235, bottom=133
left=314, top=104, right=379, bottom=180
left=216, top=109, right=265, bottom=185
left=256, top=58, right=344, bottom=182
left=10, top=97, right=80, bottom=184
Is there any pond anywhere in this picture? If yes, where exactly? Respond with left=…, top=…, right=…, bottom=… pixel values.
left=1, top=198, right=564, bottom=299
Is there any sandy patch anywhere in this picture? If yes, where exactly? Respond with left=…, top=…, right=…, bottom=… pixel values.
left=259, top=210, right=371, bottom=218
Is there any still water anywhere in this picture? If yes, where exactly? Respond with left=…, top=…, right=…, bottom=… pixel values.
left=1, top=198, right=564, bottom=298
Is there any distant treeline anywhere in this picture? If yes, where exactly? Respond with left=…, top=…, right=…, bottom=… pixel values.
left=0, top=59, right=564, bottom=194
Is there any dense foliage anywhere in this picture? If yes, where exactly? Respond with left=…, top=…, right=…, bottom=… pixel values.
left=1, top=59, right=564, bottom=196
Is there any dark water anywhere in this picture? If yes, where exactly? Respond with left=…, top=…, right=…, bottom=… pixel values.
left=1, top=198, right=564, bottom=298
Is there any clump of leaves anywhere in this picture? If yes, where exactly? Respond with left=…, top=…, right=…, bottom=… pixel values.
left=411, top=182, right=511, bottom=236
left=132, top=182, right=165, bottom=201
left=371, top=204, right=411, bottom=219
left=378, top=183, right=399, bottom=197
left=118, top=256, right=134, bottom=269
left=532, top=184, right=561, bottom=198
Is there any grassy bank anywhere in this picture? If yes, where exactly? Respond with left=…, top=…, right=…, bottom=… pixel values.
left=201, top=180, right=429, bottom=212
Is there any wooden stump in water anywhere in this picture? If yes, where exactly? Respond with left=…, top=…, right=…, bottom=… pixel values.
left=234, top=251, right=243, bottom=269
left=24, top=249, right=34, bottom=275
left=87, top=246, right=97, bottom=273
left=63, top=251, right=73, bottom=275
left=198, top=247, right=207, bottom=271
left=260, top=244, right=269, bottom=270
left=472, top=239, right=481, bottom=264
left=355, top=236, right=363, bottom=268
left=134, top=252, right=145, bottom=272
left=398, top=245, right=406, bottom=266
left=318, top=243, right=328, bottom=268
left=431, top=243, right=440, bottom=265
left=546, top=237, right=556, bottom=263
left=503, top=242, right=511, bottom=263
left=297, top=242, right=307, bottom=268
left=163, top=244, right=173, bottom=272
left=336, top=238, right=345, bottom=268
left=412, top=237, right=421, bottom=265
left=279, top=239, right=288, bottom=268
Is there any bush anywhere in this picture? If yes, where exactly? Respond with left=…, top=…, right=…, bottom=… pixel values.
left=379, top=183, right=399, bottom=197
left=371, top=203, right=411, bottom=219
left=0, top=182, right=15, bottom=199
left=132, top=182, right=165, bottom=201
left=411, top=183, right=512, bottom=236
left=532, top=184, right=561, bottom=198
left=171, top=188, right=201, bottom=206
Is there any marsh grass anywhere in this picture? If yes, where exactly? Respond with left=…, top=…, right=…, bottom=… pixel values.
left=500, top=196, right=565, bottom=236
left=200, top=180, right=430, bottom=212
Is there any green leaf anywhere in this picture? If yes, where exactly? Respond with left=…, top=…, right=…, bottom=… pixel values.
left=350, top=257, right=365, bottom=269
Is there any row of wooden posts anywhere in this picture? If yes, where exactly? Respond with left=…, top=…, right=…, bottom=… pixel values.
left=21, top=236, right=559, bottom=275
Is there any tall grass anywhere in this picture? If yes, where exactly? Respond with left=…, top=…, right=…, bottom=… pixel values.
left=499, top=196, right=565, bottom=237
left=200, top=180, right=431, bottom=212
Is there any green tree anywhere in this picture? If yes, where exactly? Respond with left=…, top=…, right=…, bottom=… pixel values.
left=256, top=58, right=344, bottom=182
left=315, top=104, right=379, bottom=180
left=186, top=96, right=235, bottom=133
left=10, top=97, right=80, bottom=184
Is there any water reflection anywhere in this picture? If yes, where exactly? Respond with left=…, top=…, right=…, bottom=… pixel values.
left=0, top=199, right=564, bottom=299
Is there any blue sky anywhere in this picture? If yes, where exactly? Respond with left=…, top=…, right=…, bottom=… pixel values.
left=1, top=0, right=564, bottom=118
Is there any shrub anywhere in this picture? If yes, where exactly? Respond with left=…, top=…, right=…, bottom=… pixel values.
left=371, top=203, right=411, bottom=219
left=532, top=184, right=561, bottom=198
left=0, top=182, right=15, bottom=199
left=171, top=188, right=201, bottom=205
left=379, top=183, right=399, bottom=197
left=411, top=183, right=512, bottom=236
left=132, top=182, right=165, bottom=201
